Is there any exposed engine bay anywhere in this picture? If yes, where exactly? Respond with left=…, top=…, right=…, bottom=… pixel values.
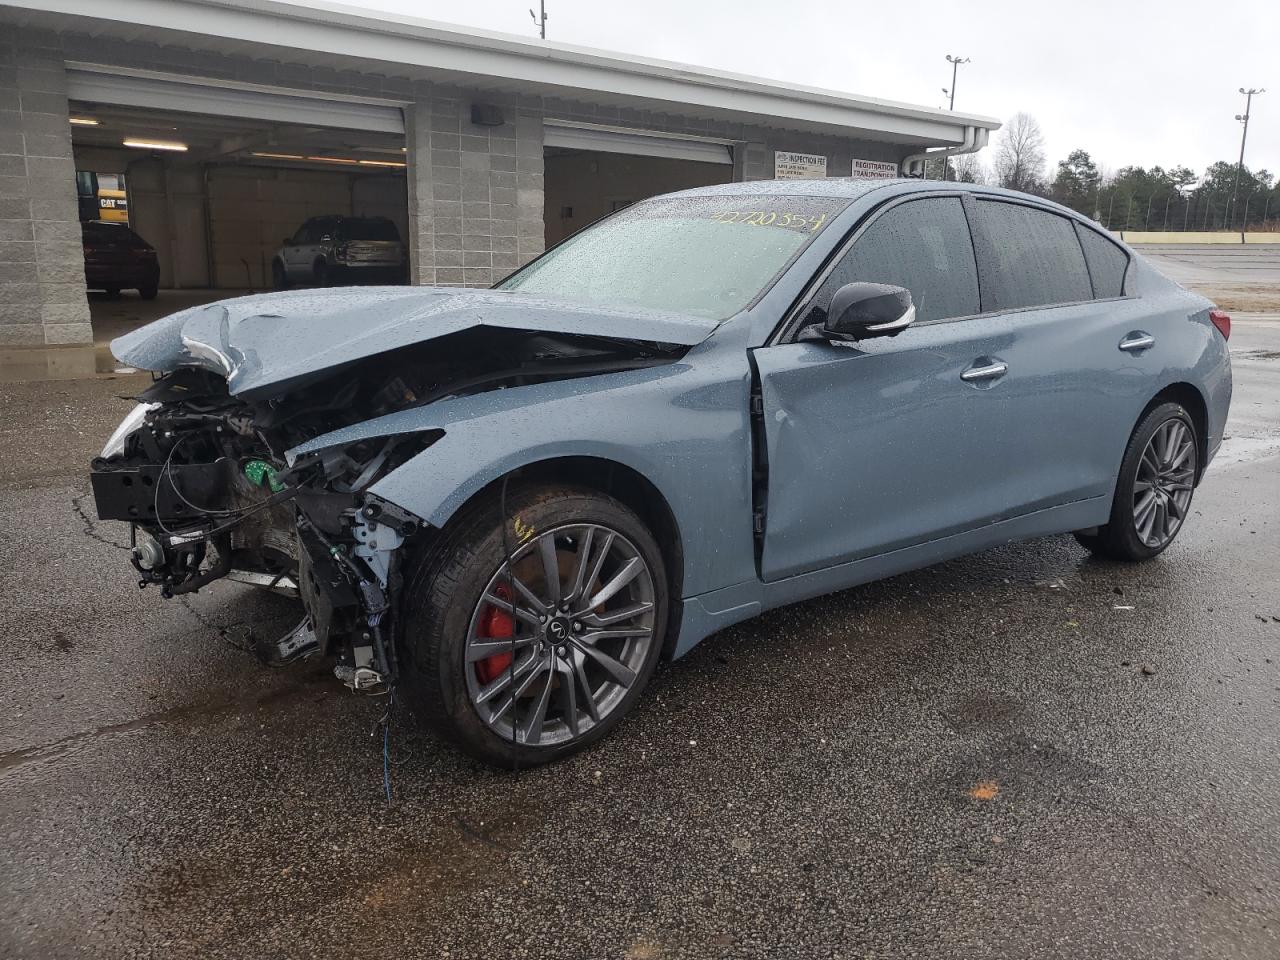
left=91, top=326, right=685, bottom=692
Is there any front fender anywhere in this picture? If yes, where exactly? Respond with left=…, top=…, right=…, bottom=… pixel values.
left=288, top=331, right=758, bottom=597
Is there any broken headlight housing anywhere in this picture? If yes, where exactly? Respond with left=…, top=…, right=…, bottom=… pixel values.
left=100, top=402, right=160, bottom=460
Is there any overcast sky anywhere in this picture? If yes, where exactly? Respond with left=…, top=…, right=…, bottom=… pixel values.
left=286, top=0, right=1276, bottom=182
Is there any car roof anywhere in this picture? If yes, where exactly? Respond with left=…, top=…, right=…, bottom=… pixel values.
left=664, top=177, right=1095, bottom=223
left=668, top=177, right=917, bottom=201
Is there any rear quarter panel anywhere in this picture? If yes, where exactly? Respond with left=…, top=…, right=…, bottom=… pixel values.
left=1123, top=255, right=1232, bottom=474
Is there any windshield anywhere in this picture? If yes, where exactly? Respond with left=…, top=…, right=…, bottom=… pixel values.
left=497, top=194, right=846, bottom=319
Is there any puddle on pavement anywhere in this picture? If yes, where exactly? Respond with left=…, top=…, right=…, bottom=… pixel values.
left=0, top=345, right=137, bottom=383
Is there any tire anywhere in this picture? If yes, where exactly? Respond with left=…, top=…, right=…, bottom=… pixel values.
left=104, top=287, right=121, bottom=299
left=271, top=259, right=289, bottom=290
left=1074, top=401, right=1199, bottom=561
left=138, top=284, right=158, bottom=301
left=400, top=484, right=668, bottom=768
left=313, top=259, right=330, bottom=287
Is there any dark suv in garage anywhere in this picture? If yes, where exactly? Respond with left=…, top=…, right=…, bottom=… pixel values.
left=272, top=215, right=407, bottom=288
left=81, top=220, right=160, bottom=300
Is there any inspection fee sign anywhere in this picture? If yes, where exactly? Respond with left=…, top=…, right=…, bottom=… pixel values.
left=774, top=151, right=827, bottom=179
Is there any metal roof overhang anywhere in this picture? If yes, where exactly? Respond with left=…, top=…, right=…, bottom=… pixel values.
left=0, top=0, right=1000, bottom=147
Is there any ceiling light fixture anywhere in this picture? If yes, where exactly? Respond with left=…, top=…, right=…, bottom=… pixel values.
left=123, top=139, right=187, bottom=152
left=69, top=117, right=100, bottom=126
left=247, top=152, right=407, bottom=169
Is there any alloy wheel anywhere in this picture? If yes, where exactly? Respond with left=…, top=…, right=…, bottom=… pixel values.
left=1133, top=418, right=1196, bottom=549
left=464, top=523, right=657, bottom=747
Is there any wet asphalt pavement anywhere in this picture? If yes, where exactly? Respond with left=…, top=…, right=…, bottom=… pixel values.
left=3, top=313, right=1280, bottom=958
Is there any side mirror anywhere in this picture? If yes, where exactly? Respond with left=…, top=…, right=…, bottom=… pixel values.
left=820, top=282, right=915, bottom=341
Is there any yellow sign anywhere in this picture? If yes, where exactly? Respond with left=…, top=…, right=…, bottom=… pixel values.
left=98, top=188, right=128, bottom=223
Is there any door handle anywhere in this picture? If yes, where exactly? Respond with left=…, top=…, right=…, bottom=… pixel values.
left=961, top=360, right=1008, bottom=382
left=1119, top=332, right=1155, bottom=352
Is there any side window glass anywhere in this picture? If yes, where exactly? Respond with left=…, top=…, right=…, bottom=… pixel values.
left=1075, top=224, right=1129, bottom=298
left=974, top=201, right=1092, bottom=310
left=295, top=222, right=314, bottom=244
left=806, top=197, right=979, bottom=325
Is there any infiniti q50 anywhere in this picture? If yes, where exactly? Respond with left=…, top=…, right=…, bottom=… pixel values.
left=90, top=178, right=1232, bottom=767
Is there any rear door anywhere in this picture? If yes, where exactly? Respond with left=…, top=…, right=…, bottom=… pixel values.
left=755, top=194, right=1039, bottom=580
left=966, top=197, right=1143, bottom=510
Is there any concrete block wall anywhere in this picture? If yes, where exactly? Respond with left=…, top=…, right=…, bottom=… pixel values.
left=406, top=87, right=545, bottom=288
left=0, top=28, right=90, bottom=346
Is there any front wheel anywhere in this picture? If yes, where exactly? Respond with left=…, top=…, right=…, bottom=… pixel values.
left=401, top=485, right=668, bottom=767
left=1075, top=401, right=1199, bottom=561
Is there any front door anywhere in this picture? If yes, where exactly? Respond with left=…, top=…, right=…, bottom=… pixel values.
left=755, top=194, right=1021, bottom=581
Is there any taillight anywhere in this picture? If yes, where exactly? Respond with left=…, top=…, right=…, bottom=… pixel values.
left=1209, top=309, right=1231, bottom=340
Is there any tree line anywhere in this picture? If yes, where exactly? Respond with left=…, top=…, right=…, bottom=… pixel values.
left=926, top=112, right=1279, bottom=232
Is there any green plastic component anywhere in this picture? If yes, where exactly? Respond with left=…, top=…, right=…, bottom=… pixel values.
left=243, top=459, right=284, bottom=492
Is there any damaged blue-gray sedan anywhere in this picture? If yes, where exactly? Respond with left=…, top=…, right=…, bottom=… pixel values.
left=91, top=179, right=1232, bottom=766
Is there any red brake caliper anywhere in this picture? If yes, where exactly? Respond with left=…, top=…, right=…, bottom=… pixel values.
left=474, top=582, right=515, bottom=684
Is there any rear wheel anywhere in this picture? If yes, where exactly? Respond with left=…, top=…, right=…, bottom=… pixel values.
left=103, top=287, right=121, bottom=299
left=138, top=283, right=158, bottom=301
left=401, top=485, right=668, bottom=767
left=312, top=259, right=331, bottom=287
left=1075, top=401, right=1198, bottom=561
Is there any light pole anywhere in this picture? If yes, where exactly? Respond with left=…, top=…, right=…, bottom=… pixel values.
left=1242, top=187, right=1258, bottom=231
left=529, top=1, right=547, bottom=39
left=1230, top=87, right=1264, bottom=241
left=1163, top=194, right=1174, bottom=230
left=940, top=55, right=969, bottom=181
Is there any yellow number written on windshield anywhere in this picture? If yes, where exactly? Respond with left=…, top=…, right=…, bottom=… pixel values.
left=709, top=210, right=829, bottom=232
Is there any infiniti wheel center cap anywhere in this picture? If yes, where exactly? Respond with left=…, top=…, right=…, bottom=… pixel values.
left=546, top=616, right=572, bottom=644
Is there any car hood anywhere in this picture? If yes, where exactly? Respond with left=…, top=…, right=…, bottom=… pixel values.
left=111, top=286, right=718, bottom=396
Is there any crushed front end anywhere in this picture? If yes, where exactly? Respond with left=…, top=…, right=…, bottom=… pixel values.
left=91, top=315, right=687, bottom=695
left=89, top=362, right=438, bottom=690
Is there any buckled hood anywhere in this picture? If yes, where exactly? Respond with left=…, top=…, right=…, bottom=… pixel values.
left=111, top=286, right=718, bottom=396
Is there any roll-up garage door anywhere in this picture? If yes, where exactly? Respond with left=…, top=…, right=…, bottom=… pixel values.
left=66, top=68, right=405, bottom=135
left=543, top=121, right=733, bottom=165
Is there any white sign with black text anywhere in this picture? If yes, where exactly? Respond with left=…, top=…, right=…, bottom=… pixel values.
left=850, top=158, right=899, bottom=179
left=774, top=151, right=827, bottom=179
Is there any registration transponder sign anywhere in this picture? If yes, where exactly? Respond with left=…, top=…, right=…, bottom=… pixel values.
left=850, top=158, right=899, bottom=179
left=774, top=151, right=827, bottom=179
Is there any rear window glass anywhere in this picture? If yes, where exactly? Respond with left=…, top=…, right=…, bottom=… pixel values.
left=975, top=200, right=1092, bottom=310
left=341, top=219, right=400, bottom=242
left=1075, top=224, right=1129, bottom=298
left=807, top=196, right=980, bottom=324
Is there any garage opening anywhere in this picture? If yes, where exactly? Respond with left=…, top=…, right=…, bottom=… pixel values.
left=65, top=70, right=408, bottom=344
left=543, top=122, right=734, bottom=247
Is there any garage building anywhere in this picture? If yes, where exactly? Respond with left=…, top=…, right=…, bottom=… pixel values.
left=0, top=0, right=997, bottom=348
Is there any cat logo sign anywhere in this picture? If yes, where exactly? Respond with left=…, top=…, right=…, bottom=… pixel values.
left=98, top=187, right=129, bottom=223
